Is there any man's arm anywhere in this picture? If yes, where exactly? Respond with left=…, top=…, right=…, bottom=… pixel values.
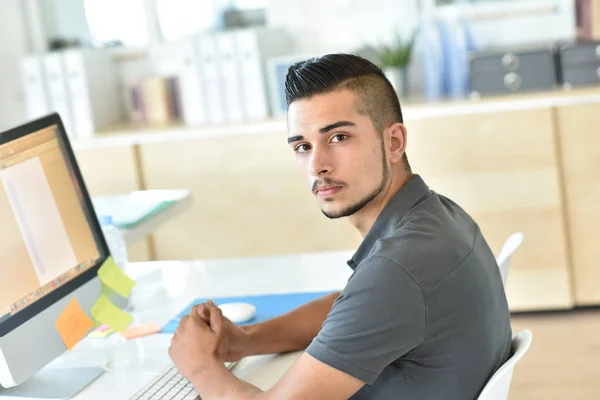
left=191, top=352, right=364, bottom=400
left=240, top=291, right=340, bottom=357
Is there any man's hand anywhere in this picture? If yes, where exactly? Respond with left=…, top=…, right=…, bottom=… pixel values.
left=169, top=300, right=229, bottom=381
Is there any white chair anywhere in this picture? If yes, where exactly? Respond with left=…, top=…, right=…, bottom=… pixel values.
left=496, top=232, right=524, bottom=288
left=477, top=329, right=533, bottom=400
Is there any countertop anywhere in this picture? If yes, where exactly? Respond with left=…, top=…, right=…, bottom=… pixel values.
left=71, top=86, right=600, bottom=150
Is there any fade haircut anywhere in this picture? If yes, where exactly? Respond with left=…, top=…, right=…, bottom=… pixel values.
left=285, top=53, right=410, bottom=170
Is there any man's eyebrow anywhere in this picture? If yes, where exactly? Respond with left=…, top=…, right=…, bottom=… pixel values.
left=287, top=135, right=303, bottom=144
left=287, top=121, right=356, bottom=144
left=319, top=121, right=356, bottom=133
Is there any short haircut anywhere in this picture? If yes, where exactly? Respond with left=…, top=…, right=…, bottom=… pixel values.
left=285, top=53, right=409, bottom=169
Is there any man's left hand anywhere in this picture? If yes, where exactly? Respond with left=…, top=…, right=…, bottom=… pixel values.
left=169, top=300, right=229, bottom=381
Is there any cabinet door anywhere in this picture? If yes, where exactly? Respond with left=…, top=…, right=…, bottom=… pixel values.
left=405, top=107, right=573, bottom=311
left=555, top=103, right=600, bottom=305
left=74, top=145, right=151, bottom=261
left=139, top=133, right=362, bottom=261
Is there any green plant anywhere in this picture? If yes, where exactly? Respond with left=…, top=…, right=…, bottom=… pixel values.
left=378, top=31, right=418, bottom=68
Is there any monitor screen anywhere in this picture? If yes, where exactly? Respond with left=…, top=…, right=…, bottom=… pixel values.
left=0, top=122, right=104, bottom=330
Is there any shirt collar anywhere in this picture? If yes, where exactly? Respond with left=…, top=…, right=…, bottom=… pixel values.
left=347, top=174, right=430, bottom=270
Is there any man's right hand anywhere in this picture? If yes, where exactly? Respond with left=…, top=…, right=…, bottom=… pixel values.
left=194, top=302, right=251, bottom=362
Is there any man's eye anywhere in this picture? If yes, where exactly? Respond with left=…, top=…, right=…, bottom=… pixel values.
left=295, top=144, right=310, bottom=153
left=331, top=134, right=347, bottom=143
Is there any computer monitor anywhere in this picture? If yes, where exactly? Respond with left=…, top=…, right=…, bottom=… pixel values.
left=0, top=113, right=110, bottom=396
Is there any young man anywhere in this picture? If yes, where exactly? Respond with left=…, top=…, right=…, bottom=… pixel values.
left=169, top=53, right=512, bottom=399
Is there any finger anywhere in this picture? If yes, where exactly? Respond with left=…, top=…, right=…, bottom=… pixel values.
left=195, top=304, right=210, bottom=322
left=207, top=302, right=224, bottom=333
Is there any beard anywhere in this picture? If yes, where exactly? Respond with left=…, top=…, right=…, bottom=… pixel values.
left=321, top=140, right=389, bottom=219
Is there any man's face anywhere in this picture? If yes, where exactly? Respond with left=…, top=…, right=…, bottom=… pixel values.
left=287, top=90, right=388, bottom=219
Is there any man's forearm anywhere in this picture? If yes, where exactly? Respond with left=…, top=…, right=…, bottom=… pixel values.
left=192, top=361, right=264, bottom=400
left=243, top=291, right=340, bottom=356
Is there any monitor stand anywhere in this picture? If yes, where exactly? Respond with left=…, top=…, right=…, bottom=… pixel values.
left=0, top=367, right=104, bottom=399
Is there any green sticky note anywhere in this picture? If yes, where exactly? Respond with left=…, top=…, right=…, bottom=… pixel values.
left=97, top=256, right=135, bottom=298
left=90, top=293, right=132, bottom=332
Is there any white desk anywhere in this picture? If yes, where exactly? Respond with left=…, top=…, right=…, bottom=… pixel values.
left=92, top=190, right=192, bottom=246
left=49, top=250, right=354, bottom=399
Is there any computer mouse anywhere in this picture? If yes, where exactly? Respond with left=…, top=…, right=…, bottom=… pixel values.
left=218, top=302, right=256, bottom=324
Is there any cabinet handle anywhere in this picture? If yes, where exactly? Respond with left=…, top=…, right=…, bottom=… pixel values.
left=504, top=72, right=522, bottom=91
left=597, top=67, right=600, bottom=80
left=502, top=53, right=519, bottom=71
left=596, top=45, right=600, bottom=59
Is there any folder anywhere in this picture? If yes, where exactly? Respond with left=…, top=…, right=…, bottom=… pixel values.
left=197, top=34, right=226, bottom=125
left=215, top=32, right=244, bottom=123
left=20, top=55, right=50, bottom=120
left=42, top=53, right=74, bottom=137
left=234, top=30, right=269, bottom=121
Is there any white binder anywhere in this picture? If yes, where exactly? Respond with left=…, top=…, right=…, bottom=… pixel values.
left=20, top=55, right=49, bottom=120
left=215, top=32, right=244, bottom=123
left=197, top=34, right=226, bottom=125
left=62, top=51, right=94, bottom=138
left=42, top=53, right=74, bottom=137
left=234, top=30, right=269, bottom=121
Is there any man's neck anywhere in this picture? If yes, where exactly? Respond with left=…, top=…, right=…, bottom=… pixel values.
left=348, top=172, right=413, bottom=237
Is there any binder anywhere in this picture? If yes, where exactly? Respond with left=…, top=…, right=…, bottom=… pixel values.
left=234, top=30, right=269, bottom=121
left=215, top=32, right=244, bottom=123
left=20, top=56, right=49, bottom=120
left=42, top=53, right=74, bottom=137
left=197, top=34, right=226, bottom=125
left=62, top=51, right=94, bottom=138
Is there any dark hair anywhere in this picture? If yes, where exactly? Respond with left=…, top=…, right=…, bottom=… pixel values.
left=285, top=53, right=410, bottom=169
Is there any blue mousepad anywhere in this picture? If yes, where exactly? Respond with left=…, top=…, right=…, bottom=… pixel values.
left=161, top=291, right=334, bottom=332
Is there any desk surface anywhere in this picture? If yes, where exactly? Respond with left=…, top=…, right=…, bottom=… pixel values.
left=50, top=251, right=354, bottom=399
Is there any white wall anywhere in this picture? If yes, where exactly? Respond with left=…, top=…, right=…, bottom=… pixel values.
left=0, top=0, right=29, bottom=130
left=266, top=0, right=575, bottom=54
left=266, top=0, right=420, bottom=54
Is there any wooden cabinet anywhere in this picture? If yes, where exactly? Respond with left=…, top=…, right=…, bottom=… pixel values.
left=405, top=107, right=573, bottom=311
left=554, top=103, right=600, bottom=305
left=73, top=145, right=152, bottom=261
left=138, top=133, right=362, bottom=261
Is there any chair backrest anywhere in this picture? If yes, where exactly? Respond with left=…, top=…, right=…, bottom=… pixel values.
left=476, top=329, right=533, bottom=400
left=496, top=232, right=524, bottom=287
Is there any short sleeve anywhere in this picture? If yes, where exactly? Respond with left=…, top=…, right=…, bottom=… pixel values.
left=306, top=255, right=426, bottom=384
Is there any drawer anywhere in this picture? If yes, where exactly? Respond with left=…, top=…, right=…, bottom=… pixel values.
left=559, top=43, right=600, bottom=66
left=471, top=50, right=555, bottom=75
left=562, top=65, right=600, bottom=87
left=471, top=65, right=556, bottom=95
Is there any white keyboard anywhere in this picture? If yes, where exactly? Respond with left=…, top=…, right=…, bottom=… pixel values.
left=129, top=362, right=236, bottom=400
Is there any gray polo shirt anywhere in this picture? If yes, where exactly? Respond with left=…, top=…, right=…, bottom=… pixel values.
left=306, top=174, right=512, bottom=399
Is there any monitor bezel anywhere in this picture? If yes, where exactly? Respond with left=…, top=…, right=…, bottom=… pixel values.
left=0, top=113, right=110, bottom=337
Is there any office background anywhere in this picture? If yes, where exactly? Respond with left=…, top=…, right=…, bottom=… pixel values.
left=0, top=0, right=599, bottom=398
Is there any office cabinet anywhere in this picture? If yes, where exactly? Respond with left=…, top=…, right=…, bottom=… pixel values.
left=73, top=145, right=151, bottom=262
left=406, top=107, right=573, bottom=311
left=554, top=103, right=600, bottom=305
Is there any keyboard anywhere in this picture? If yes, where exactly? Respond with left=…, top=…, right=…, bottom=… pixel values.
left=129, top=362, right=236, bottom=399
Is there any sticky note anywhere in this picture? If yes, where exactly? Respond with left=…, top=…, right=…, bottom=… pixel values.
left=88, top=324, right=115, bottom=338
left=54, top=298, right=94, bottom=350
left=97, top=256, right=135, bottom=298
left=121, top=322, right=161, bottom=340
left=90, top=294, right=132, bottom=332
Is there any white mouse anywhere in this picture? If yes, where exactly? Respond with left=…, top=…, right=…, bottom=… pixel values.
left=218, top=302, right=256, bottom=324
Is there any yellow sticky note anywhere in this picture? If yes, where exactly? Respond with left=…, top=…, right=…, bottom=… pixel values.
left=121, top=322, right=161, bottom=340
left=90, top=294, right=132, bottom=332
left=97, top=256, right=135, bottom=298
left=54, top=298, right=94, bottom=350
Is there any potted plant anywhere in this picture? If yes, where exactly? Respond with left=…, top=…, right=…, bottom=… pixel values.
left=378, top=31, right=417, bottom=97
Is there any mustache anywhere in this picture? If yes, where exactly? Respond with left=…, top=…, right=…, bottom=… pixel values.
left=312, top=178, right=346, bottom=193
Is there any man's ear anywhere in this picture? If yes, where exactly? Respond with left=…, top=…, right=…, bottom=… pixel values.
left=386, top=122, right=408, bottom=164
